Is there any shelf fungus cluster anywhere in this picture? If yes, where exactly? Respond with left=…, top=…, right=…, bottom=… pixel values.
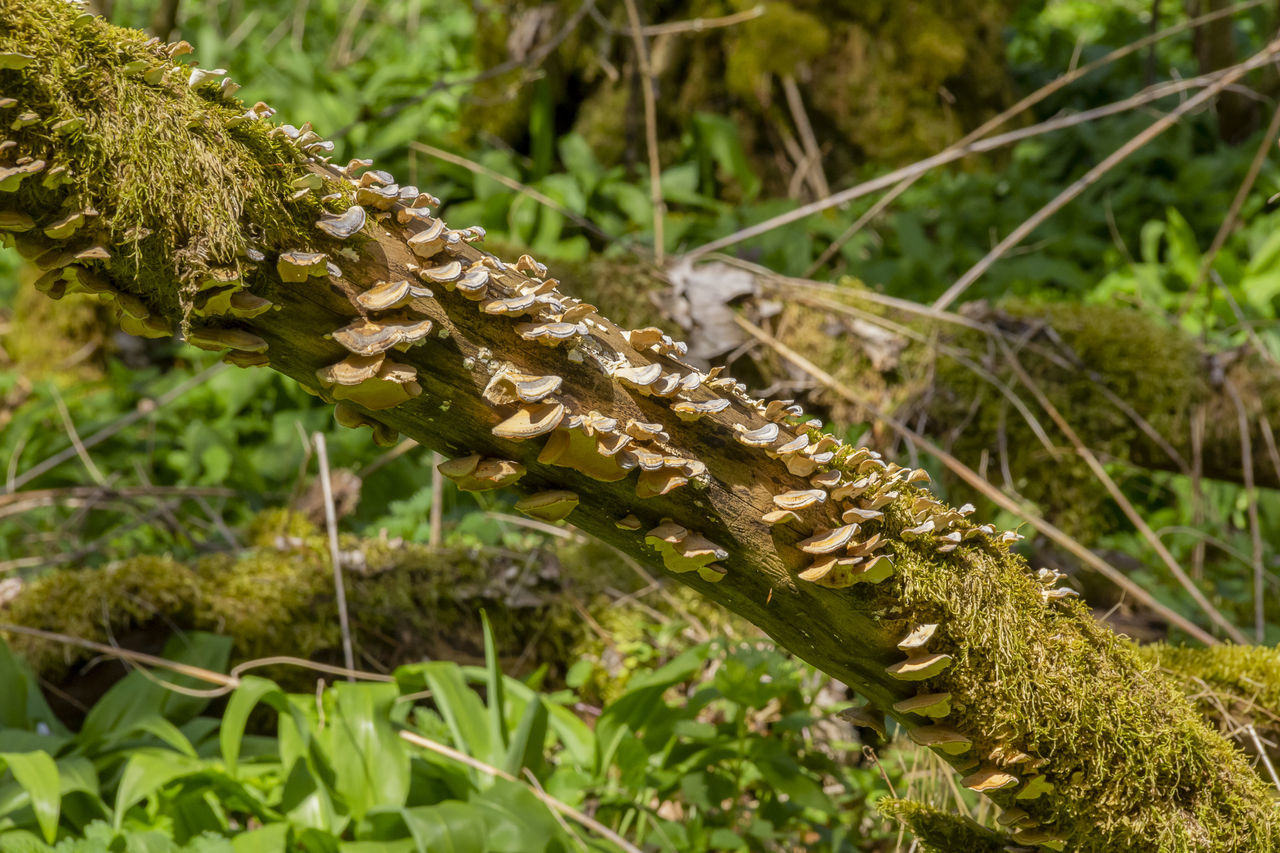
left=6, top=20, right=1192, bottom=850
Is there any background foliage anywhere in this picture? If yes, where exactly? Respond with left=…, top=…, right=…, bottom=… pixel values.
left=2, top=0, right=1280, bottom=850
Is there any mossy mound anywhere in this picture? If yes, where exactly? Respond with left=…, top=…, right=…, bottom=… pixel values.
left=0, top=511, right=602, bottom=693
left=1145, top=642, right=1280, bottom=758
left=463, top=0, right=1018, bottom=195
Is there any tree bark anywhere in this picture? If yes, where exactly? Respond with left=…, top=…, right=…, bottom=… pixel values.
left=2, top=3, right=1277, bottom=850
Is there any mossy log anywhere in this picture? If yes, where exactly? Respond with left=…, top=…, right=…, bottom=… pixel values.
left=549, top=255, right=1280, bottom=496
left=0, top=511, right=599, bottom=702
left=2, top=4, right=1278, bottom=850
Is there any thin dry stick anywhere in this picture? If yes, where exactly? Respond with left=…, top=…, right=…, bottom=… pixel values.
left=622, top=0, right=665, bottom=265
left=408, top=141, right=618, bottom=244
left=1182, top=99, right=1280, bottom=315
left=1224, top=379, right=1266, bottom=642
left=782, top=76, right=828, bottom=198
left=999, top=341, right=1248, bottom=643
left=732, top=313, right=1219, bottom=645
left=1192, top=403, right=1208, bottom=581
left=638, top=4, right=764, bottom=36
left=50, top=386, right=106, bottom=486
left=0, top=622, right=237, bottom=691
left=356, top=437, right=418, bottom=478
left=1247, top=725, right=1280, bottom=791
left=688, top=68, right=1248, bottom=260
left=1260, top=415, right=1280, bottom=484
left=0, top=485, right=235, bottom=518
left=931, top=39, right=1280, bottom=310
left=805, top=176, right=913, bottom=276
left=430, top=450, right=444, bottom=547
left=6, top=362, right=228, bottom=494
left=397, top=729, right=645, bottom=853
left=313, top=432, right=356, bottom=680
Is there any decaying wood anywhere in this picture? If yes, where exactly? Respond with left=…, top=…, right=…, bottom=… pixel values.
left=2, top=4, right=1278, bottom=850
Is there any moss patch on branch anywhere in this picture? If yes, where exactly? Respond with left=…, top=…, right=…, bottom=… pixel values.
left=1, top=0, right=327, bottom=314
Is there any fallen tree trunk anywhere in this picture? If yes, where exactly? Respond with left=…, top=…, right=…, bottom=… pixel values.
left=1, top=4, right=1277, bottom=850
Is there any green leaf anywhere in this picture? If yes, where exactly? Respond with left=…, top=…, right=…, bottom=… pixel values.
left=480, top=612, right=508, bottom=758
left=81, top=634, right=231, bottom=746
left=501, top=697, right=547, bottom=779
left=0, top=642, right=63, bottom=735
left=220, top=677, right=288, bottom=775
left=0, top=829, right=53, bottom=853
left=229, top=824, right=289, bottom=853
left=400, top=803, right=489, bottom=853
left=0, top=752, right=59, bottom=843
left=112, top=750, right=205, bottom=829
left=408, top=664, right=494, bottom=772
left=323, top=683, right=410, bottom=820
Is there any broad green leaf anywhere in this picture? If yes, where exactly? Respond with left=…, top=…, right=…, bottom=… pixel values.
left=471, top=780, right=561, bottom=851
left=124, top=717, right=197, bottom=759
left=400, top=803, right=489, bottom=853
left=0, top=752, right=59, bottom=843
left=0, top=829, right=53, bottom=853
left=112, top=750, right=205, bottom=829
left=229, top=822, right=289, bottom=853
left=0, top=643, right=62, bottom=735
left=410, top=664, right=494, bottom=771
left=81, top=634, right=231, bottom=745
left=220, top=677, right=288, bottom=775
left=595, top=644, right=708, bottom=773
left=323, top=683, right=409, bottom=820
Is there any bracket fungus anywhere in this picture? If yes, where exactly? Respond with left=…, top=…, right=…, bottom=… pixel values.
left=185, top=327, right=268, bottom=353
left=514, top=490, right=579, bottom=522
left=773, top=489, right=826, bottom=511
left=492, top=400, right=566, bottom=441
left=437, top=455, right=526, bottom=491
left=962, top=765, right=1020, bottom=793
left=735, top=422, right=781, bottom=447
left=538, top=424, right=632, bottom=483
left=887, top=650, right=953, bottom=681
left=316, top=354, right=422, bottom=410
left=798, top=524, right=859, bottom=555
left=316, top=204, right=366, bottom=239
left=908, top=725, right=973, bottom=756
left=331, top=317, right=434, bottom=356
left=276, top=250, right=329, bottom=282
left=893, top=692, right=953, bottom=718
left=483, top=367, right=563, bottom=406
left=355, top=278, right=433, bottom=312
left=645, top=522, right=728, bottom=575
left=333, top=402, right=397, bottom=446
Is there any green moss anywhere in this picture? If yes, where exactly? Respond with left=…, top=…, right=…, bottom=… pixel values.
left=848, top=483, right=1280, bottom=851
left=926, top=298, right=1206, bottom=538
left=4, top=277, right=112, bottom=380
left=878, top=799, right=1012, bottom=853
left=0, top=512, right=597, bottom=687
left=1, top=0, right=337, bottom=316
left=1143, top=642, right=1280, bottom=753
left=463, top=0, right=1018, bottom=193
